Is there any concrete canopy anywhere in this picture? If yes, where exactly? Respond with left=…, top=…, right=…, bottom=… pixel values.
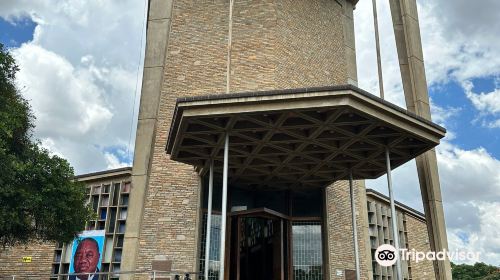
left=166, top=85, right=445, bottom=191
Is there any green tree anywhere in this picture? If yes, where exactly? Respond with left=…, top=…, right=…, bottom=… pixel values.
left=452, top=262, right=500, bottom=280
left=0, top=43, right=93, bottom=248
left=483, top=273, right=500, bottom=280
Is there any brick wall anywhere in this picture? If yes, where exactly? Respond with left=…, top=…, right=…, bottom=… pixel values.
left=406, top=215, right=435, bottom=279
left=0, top=242, right=54, bottom=278
left=135, top=0, right=350, bottom=276
left=325, top=181, right=372, bottom=280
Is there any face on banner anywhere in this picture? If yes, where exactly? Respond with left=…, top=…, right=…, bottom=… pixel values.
left=69, top=230, right=105, bottom=277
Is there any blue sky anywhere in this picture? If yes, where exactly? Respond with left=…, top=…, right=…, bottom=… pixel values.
left=431, top=78, right=500, bottom=158
left=1, top=0, right=499, bottom=267
left=0, top=17, right=35, bottom=48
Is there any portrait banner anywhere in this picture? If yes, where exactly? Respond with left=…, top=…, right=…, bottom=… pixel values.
left=68, top=230, right=105, bottom=280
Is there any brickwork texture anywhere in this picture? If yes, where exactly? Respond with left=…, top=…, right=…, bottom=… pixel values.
left=134, top=0, right=350, bottom=276
left=325, top=181, right=372, bottom=280
left=406, top=215, right=435, bottom=278
left=0, top=242, right=54, bottom=278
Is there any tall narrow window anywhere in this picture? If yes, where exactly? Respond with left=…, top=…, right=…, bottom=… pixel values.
left=292, top=221, right=323, bottom=280
left=198, top=212, right=221, bottom=280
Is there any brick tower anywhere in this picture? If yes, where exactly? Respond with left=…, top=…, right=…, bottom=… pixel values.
left=122, top=0, right=451, bottom=279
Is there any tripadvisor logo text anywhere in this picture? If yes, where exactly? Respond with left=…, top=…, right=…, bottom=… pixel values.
left=374, top=244, right=480, bottom=267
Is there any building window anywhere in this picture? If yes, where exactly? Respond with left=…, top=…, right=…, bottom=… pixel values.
left=198, top=212, right=221, bottom=280
left=292, top=221, right=323, bottom=280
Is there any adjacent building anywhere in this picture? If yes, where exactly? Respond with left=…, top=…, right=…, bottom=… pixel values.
left=0, top=168, right=132, bottom=280
left=366, top=189, right=435, bottom=279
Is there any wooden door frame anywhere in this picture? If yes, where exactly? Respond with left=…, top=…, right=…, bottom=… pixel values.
left=227, top=208, right=287, bottom=280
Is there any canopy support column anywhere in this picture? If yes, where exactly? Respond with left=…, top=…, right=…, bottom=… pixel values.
left=386, top=148, right=403, bottom=279
left=204, top=161, right=214, bottom=280
left=389, top=0, right=452, bottom=277
left=219, top=133, right=229, bottom=280
left=349, top=171, right=361, bottom=280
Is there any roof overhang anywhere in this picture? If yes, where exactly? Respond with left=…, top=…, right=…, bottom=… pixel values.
left=166, top=85, right=445, bottom=191
left=75, top=167, right=132, bottom=182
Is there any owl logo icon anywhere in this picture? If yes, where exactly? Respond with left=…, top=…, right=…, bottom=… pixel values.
left=375, top=244, right=398, bottom=266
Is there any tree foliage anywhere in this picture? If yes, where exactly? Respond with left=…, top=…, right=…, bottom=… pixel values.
left=0, top=43, right=94, bottom=248
left=452, top=262, right=500, bottom=280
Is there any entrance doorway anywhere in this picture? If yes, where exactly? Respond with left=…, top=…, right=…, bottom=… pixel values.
left=229, top=209, right=287, bottom=280
left=198, top=187, right=325, bottom=280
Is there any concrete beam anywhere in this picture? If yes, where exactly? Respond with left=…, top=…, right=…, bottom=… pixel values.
left=121, top=0, right=174, bottom=278
left=388, top=0, right=452, bottom=278
left=341, top=0, right=358, bottom=86
left=75, top=167, right=132, bottom=182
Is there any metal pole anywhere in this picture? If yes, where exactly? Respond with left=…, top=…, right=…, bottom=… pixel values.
left=349, top=171, right=361, bottom=280
left=219, top=133, right=229, bottom=280
left=386, top=148, right=403, bottom=279
left=204, top=161, right=214, bottom=280
left=153, top=271, right=157, bottom=280
left=220, top=0, right=233, bottom=275
left=372, top=0, right=385, bottom=99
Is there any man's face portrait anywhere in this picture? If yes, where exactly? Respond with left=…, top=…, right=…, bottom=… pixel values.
left=73, top=238, right=100, bottom=275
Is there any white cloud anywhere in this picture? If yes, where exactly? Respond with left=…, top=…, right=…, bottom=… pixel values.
left=462, top=81, right=500, bottom=128
left=486, top=120, right=500, bottom=129
left=463, top=81, right=500, bottom=114
left=438, top=143, right=500, bottom=204
left=354, top=0, right=500, bottom=110
left=419, top=1, right=500, bottom=85
left=13, top=44, right=113, bottom=137
left=448, top=202, right=500, bottom=265
left=355, top=0, right=500, bottom=95
left=104, top=152, right=129, bottom=170
left=1, top=0, right=146, bottom=174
